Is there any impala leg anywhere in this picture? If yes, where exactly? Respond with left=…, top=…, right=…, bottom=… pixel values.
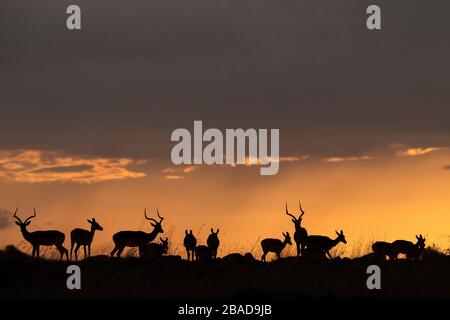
left=186, top=249, right=190, bottom=261
left=261, top=252, right=266, bottom=262
left=32, top=246, right=36, bottom=258
left=116, top=246, right=125, bottom=257
left=111, top=245, right=119, bottom=257
left=74, top=243, right=81, bottom=261
left=326, top=251, right=332, bottom=259
left=88, top=244, right=91, bottom=257
left=83, top=245, right=87, bottom=259
left=296, top=242, right=300, bottom=256
left=36, top=246, right=40, bottom=258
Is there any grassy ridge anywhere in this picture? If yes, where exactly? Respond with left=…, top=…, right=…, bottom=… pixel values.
left=1, top=245, right=450, bottom=299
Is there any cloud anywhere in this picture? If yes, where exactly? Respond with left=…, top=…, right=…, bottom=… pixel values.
left=183, top=166, right=197, bottom=173
left=0, top=149, right=146, bottom=184
left=230, top=155, right=310, bottom=167
left=162, top=165, right=197, bottom=180
left=325, top=156, right=372, bottom=163
left=164, top=175, right=184, bottom=180
left=396, top=147, right=448, bottom=157
left=0, top=208, right=11, bottom=230
left=443, top=165, right=450, bottom=170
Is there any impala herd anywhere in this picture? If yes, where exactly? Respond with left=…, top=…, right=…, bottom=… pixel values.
left=11, top=203, right=427, bottom=262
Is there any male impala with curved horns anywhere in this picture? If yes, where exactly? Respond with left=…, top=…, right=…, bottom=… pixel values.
left=111, top=208, right=164, bottom=258
left=285, top=202, right=308, bottom=256
left=13, top=207, right=69, bottom=260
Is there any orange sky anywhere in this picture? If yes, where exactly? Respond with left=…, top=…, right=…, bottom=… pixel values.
left=1, top=145, right=449, bottom=258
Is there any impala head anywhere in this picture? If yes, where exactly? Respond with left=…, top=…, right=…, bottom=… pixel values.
left=87, top=218, right=103, bottom=231
left=13, top=207, right=36, bottom=230
left=285, top=202, right=305, bottom=227
left=145, top=208, right=164, bottom=233
left=160, top=237, right=169, bottom=253
left=335, top=230, right=347, bottom=244
left=415, top=234, right=426, bottom=249
left=282, top=232, right=292, bottom=245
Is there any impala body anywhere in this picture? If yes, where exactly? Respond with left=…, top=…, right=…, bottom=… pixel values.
left=207, top=228, right=220, bottom=260
left=285, top=202, right=308, bottom=256
left=70, top=218, right=103, bottom=261
left=142, top=237, right=169, bottom=259
left=372, top=241, right=396, bottom=260
left=305, top=230, right=347, bottom=259
left=13, top=207, right=68, bottom=260
left=195, top=245, right=212, bottom=261
left=261, top=232, right=292, bottom=262
left=184, top=230, right=197, bottom=261
left=111, top=208, right=164, bottom=258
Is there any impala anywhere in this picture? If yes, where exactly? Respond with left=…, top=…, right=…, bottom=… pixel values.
left=391, top=234, right=426, bottom=260
left=70, top=218, right=103, bottom=261
left=207, top=228, right=220, bottom=260
left=195, top=244, right=212, bottom=261
left=111, top=208, right=164, bottom=258
left=372, top=241, right=396, bottom=260
left=285, top=202, right=308, bottom=256
left=142, top=237, right=169, bottom=259
left=13, top=207, right=68, bottom=260
left=261, top=232, right=292, bottom=262
left=183, top=230, right=197, bottom=261
left=305, top=230, right=347, bottom=259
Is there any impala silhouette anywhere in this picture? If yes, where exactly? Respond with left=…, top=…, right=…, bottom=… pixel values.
left=13, top=207, right=68, bottom=260
left=111, top=208, right=164, bottom=258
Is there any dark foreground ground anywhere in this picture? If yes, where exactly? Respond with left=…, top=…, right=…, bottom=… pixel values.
left=1, top=245, right=450, bottom=299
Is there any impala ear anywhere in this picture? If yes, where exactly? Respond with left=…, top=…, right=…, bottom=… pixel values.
left=211, top=228, right=214, bottom=233
left=26, top=221, right=31, bottom=226
left=92, top=218, right=96, bottom=222
left=15, top=221, right=20, bottom=226
left=185, top=230, right=188, bottom=235
left=336, top=230, right=340, bottom=236
left=160, top=237, right=163, bottom=241
left=190, top=230, right=193, bottom=234
left=216, top=229, right=219, bottom=234
left=87, top=219, right=92, bottom=224
left=165, top=237, right=168, bottom=241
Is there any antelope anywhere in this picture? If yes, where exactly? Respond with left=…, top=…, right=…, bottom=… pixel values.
left=305, top=230, right=347, bottom=259
left=70, top=218, right=103, bottom=261
left=142, top=237, right=169, bottom=259
left=391, top=234, right=426, bottom=260
left=261, top=232, right=292, bottom=262
left=285, top=202, right=308, bottom=256
left=111, top=208, right=164, bottom=258
left=207, top=228, right=220, bottom=260
left=13, top=207, right=68, bottom=260
left=183, top=230, right=197, bottom=261
left=372, top=241, right=396, bottom=260
left=195, top=245, right=212, bottom=261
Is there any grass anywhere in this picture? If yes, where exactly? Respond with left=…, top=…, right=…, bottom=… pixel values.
left=1, top=243, right=450, bottom=299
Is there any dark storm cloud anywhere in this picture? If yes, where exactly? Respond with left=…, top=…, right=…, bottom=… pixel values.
left=1, top=0, right=450, bottom=159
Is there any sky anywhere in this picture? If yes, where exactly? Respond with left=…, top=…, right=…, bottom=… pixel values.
left=1, top=0, right=449, bottom=256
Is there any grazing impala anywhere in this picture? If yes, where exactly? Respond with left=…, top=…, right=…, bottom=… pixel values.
left=372, top=241, right=396, bottom=260
left=261, top=232, right=292, bottom=262
left=13, top=207, right=68, bottom=260
left=70, top=218, right=104, bottom=261
left=392, top=234, right=426, bottom=260
left=305, top=230, right=347, bottom=259
left=111, top=208, right=164, bottom=258
left=285, top=202, right=308, bottom=256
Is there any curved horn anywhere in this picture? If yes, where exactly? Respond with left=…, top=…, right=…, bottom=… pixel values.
left=298, top=202, right=305, bottom=218
left=24, top=208, right=37, bottom=224
left=157, top=208, right=164, bottom=222
left=285, top=203, right=297, bottom=220
left=144, top=208, right=158, bottom=223
left=13, top=207, right=22, bottom=223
